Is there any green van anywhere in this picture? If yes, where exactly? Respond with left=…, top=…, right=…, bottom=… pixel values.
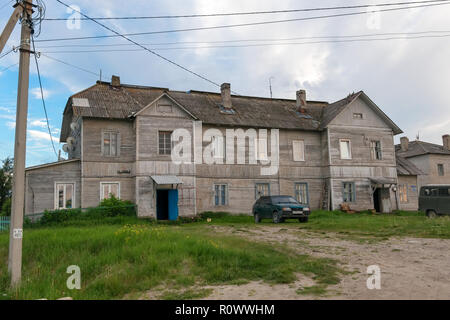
left=419, top=185, right=450, bottom=218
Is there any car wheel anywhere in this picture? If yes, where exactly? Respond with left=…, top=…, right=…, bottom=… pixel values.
left=254, top=213, right=261, bottom=223
left=427, top=210, right=437, bottom=219
left=299, top=217, right=309, bottom=223
left=272, top=211, right=281, bottom=224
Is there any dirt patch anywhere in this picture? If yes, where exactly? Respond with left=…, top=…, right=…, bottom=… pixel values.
left=201, top=225, right=450, bottom=300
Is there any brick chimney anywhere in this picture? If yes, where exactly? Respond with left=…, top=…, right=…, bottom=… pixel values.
left=400, top=136, right=409, bottom=152
left=111, top=75, right=120, bottom=87
left=443, top=134, right=450, bottom=151
left=221, top=83, right=232, bottom=109
left=296, top=89, right=307, bottom=113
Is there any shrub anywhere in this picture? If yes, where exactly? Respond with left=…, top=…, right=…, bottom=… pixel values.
left=39, top=208, right=82, bottom=225
left=1, top=198, right=11, bottom=217
left=97, top=195, right=135, bottom=217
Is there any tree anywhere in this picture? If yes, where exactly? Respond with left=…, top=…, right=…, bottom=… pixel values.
left=0, top=157, right=13, bottom=216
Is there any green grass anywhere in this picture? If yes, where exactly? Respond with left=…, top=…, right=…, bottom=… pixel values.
left=0, top=221, right=341, bottom=300
left=201, top=210, right=450, bottom=239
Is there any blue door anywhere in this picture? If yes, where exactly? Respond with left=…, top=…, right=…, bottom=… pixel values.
left=168, top=190, right=179, bottom=221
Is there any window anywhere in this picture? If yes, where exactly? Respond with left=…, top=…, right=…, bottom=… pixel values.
left=159, top=131, right=172, bottom=155
left=438, top=164, right=444, bottom=176
left=55, top=183, right=74, bottom=209
left=101, top=182, right=120, bottom=200
left=214, top=184, right=228, bottom=206
left=255, top=183, right=270, bottom=199
left=212, top=136, right=225, bottom=159
left=292, top=140, right=305, bottom=162
left=342, top=182, right=356, bottom=202
left=102, top=131, right=119, bottom=157
left=339, top=139, right=352, bottom=159
left=398, top=184, right=408, bottom=203
left=295, top=183, right=309, bottom=205
left=353, top=113, right=363, bottom=119
left=438, top=188, right=450, bottom=197
left=255, top=138, right=268, bottom=161
left=370, top=141, right=382, bottom=160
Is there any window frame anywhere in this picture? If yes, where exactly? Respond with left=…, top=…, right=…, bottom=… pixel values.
left=339, top=139, right=352, bottom=160
left=100, top=182, right=121, bottom=201
left=398, top=184, right=408, bottom=203
left=54, top=182, right=76, bottom=210
left=353, top=113, right=364, bottom=119
left=158, top=130, right=173, bottom=156
left=342, top=182, right=356, bottom=203
left=255, top=183, right=270, bottom=199
left=214, top=184, right=228, bottom=206
left=101, top=130, right=120, bottom=157
left=294, top=182, right=309, bottom=205
left=292, top=140, right=305, bottom=162
left=370, top=140, right=383, bottom=160
left=437, top=164, right=445, bottom=176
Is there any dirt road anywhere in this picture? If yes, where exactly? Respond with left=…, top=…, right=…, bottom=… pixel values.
left=202, top=226, right=450, bottom=300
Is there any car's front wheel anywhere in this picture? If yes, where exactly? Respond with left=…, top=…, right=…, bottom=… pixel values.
left=254, top=212, right=261, bottom=223
left=299, top=217, right=309, bottom=223
left=272, top=211, right=282, bottom=224
left=427, top=210, right=437, bottom=219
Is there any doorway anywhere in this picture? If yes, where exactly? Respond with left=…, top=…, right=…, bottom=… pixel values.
left=373, top=188, right=381, bottom=213
left=156, top=189, right=179, bottom=221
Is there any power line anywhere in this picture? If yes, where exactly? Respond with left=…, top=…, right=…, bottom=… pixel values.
left=54, top=0, right=227, bottom=92
left=37, top=33, right=450, bottom=53
left=31, top=35, right=58, bottom=159
left=43, top=0, right=450, bottom=20
left=0, top=62, right=18, bottom=72
left=0, top=47, right=14, bottom=59
left=40, top=52, right=101, bottom=77
left=35, top=30, right=450, bottom=49
left=37, top=1, right=450, bottom=42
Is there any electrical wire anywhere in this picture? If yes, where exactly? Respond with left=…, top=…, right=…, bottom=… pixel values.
left=54, top=0, right=230, bottom=92
left=37, top=1, right=450, bottom=42
left=0, top=47, right=14, bottom=59
left=39, top=53, right=101, bottom=77
left=34, top=30, right=450, bottom=49
left=31, top=35, right=58, bottom=159
left=37, top=33, right=450, bottom=53
left=43, top=0, right=450, bottom=20
left=0, top=62, right=18, bottom=72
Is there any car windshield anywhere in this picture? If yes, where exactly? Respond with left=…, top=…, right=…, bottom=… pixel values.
left=272, top=196, right=299, bottom=204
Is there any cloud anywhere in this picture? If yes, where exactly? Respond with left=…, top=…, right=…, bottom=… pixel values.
left=27, top=129, right=60, bottom=143
left=30, top=88, right=53, bottom=100
left=6, top=121, right=15, bottom=129
left=29, top=119, right=48, bottom=129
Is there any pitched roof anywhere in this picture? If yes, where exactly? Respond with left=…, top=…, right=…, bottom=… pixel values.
left=60, top=80, right=401, bottom=141
left=396, top=140, right=450, bottom=158
left=396, top=155, right=424, bottom=176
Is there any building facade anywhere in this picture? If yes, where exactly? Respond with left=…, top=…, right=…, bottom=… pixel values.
left=25, top=77, right=405, bottom=218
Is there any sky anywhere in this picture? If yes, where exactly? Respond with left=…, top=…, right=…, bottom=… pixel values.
left=1, top=0, right=450, bottom=167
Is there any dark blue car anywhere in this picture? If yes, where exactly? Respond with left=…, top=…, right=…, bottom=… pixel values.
left=252, top=195, right=311, bottom=223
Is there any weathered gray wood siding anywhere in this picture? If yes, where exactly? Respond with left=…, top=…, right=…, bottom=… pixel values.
left=396, top=175, right=419, bottom=211
left=25, top=160, right=81, bottom=215
left=326, top=97, right=398, bottom=211
left=81, top=118, right=136, bottom=208
left=135, top=96, right=196, bottom=217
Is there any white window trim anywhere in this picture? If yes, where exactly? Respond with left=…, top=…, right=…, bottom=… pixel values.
left=101, top=130, right=120, bottom=157
left=158, top=130, right=173, bottom=156
left=339, top=139, right=352, bottom=160
left=254, top=138, right=268, bottom=161
left=54, top=182, right=76, bottom=210
left=100, top=182, right=121, bottom=201
left=292, top=140, right=305, bottom=162
left=213, top=184, right=228, bottom=206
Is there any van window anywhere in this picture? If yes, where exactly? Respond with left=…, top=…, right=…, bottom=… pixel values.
left=439, top=188, right=450, bottom=196
left=423, top=188, right=439, bottom=196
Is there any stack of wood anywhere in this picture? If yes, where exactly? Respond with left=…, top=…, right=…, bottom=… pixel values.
left=340, top=203, right=356, bottom=214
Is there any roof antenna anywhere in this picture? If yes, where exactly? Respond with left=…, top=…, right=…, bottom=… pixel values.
left=416, top=131, right=420, bottom=141
left=99, top=69, right=102, bottom=82
left=269, top=76, right=274, bottom=99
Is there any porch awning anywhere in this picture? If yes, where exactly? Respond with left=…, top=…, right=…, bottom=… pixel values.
left=370, top=178, right=397, bottom=185
left=151, top=175, right=183, bottom=185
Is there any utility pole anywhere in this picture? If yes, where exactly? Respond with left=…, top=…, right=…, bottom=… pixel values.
left=7, top=0, right=33, bottom=287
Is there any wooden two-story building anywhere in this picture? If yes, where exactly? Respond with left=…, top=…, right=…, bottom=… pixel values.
left=25, top=76, right=404, bottom=219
